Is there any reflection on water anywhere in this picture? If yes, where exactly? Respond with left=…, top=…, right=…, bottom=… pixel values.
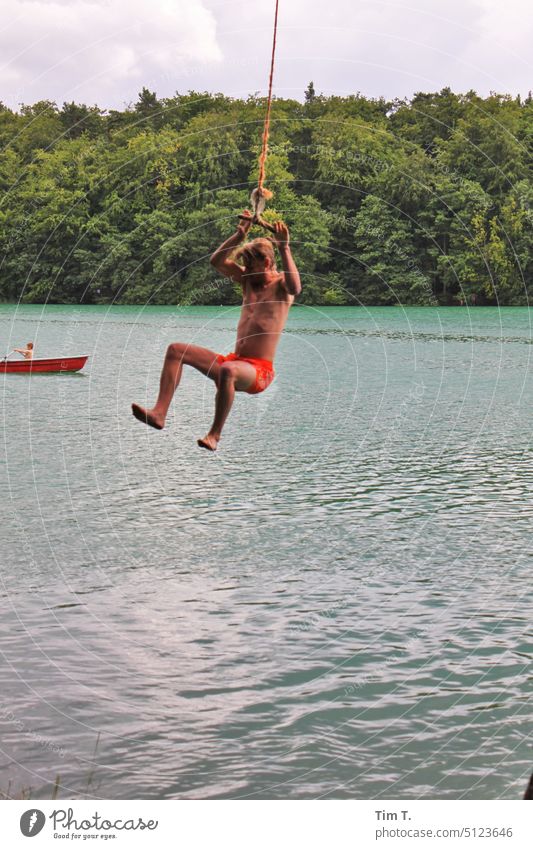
left=0, top=305, right=531, bottom=800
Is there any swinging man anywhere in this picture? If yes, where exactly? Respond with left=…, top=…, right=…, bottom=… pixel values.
left=131, top=212, right=302, bottom=451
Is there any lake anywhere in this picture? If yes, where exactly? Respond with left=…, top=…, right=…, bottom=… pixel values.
left=1, top=304, right=531, bottom=799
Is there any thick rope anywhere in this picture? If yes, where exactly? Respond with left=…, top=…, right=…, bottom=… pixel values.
left=257, top=0, right=280, bottom=191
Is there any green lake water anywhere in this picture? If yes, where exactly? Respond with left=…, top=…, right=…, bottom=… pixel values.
left=1, top=304, right=531, bottom=799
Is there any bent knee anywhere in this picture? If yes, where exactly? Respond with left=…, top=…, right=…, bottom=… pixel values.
left=218, top=363, right=237, bottom=384
left=167, top=342, right=185, bottom=360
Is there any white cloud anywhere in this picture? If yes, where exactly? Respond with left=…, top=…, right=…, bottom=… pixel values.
left=1, top=0, right=532, bottom=109
left=463, top=0, right=533, bottom=94
left=0, top=0, right=221, bottom=109
left=207, top=0, right=532, bottom=101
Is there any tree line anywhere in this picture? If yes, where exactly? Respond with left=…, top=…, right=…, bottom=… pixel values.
left=1, top=84, right=532, bottom=306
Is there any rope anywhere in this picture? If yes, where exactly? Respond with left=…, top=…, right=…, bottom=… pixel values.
left=257, top=0, right=280, bottom=191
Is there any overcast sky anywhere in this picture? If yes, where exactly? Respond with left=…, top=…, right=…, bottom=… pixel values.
left=1, top=0, right=532, bottom=111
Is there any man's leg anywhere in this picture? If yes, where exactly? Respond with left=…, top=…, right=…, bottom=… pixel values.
left=197, top=361, right=256, bottom=451
left=132, top=342, right=221, bottom=429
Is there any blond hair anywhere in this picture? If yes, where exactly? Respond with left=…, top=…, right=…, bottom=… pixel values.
left=235, top=238, right=276, bottom=270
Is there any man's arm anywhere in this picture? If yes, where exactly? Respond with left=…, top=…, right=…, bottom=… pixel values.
left=210, top=211, right=252, bottom=283
left=272, top=221, right=302, bottom=296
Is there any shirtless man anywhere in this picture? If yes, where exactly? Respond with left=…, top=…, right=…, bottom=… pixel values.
left=131, top=211, right=301, bottom=450
left=14, top=342, right=33, bottom=359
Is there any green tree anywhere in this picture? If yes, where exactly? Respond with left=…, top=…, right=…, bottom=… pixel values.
left=436, top=93, right=526, bottom=198
left=353, top=196, right=435, bottom=305
left=420, top=174, right=492, bottom=303
left=1, top=88, right=533, bottom=305
left=390, top=88, right=465, bottom=154
left=16, top=101, right=64, bottom=159
left=60, top=102, right=103, bottom=139
left=305, top=82, right=316, bottom=104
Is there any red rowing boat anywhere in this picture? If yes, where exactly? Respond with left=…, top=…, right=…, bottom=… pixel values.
left=0, top=355, right=89, bottom=374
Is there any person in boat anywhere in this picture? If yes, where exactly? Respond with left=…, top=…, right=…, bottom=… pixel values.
left=131, top=212, right=301, bottom=451
left=14, top=342, right=34, bottom=360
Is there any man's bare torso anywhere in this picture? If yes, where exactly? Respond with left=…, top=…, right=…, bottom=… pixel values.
left=235, top=272, right=294, bottom=361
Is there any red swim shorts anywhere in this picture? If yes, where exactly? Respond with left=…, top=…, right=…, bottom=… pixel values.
left=215, top=352, right=275, bottom=395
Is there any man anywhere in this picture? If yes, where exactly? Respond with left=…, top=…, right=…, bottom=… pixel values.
left=131, top=211, right=301, bottom=451
left=13, top=342, right=34, bottom=359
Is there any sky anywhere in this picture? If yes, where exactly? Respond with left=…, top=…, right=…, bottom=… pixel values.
left=1, top=0, right=532, bottom=111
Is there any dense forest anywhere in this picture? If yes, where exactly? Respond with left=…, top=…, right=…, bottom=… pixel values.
left=1, top=84, right=532, bottom=306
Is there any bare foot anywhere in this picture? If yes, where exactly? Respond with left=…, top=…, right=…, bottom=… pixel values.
left=197, top=433, right=220, bottom=451
left=131, top=403, right=164, bottom=430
